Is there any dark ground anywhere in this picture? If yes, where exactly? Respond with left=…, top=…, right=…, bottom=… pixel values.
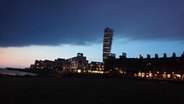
left=0, top=78, right=184, bottom=104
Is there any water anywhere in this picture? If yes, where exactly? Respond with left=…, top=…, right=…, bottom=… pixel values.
left=0, top=68, right=37, bottom=76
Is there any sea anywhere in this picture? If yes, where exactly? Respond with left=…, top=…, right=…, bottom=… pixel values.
left=0, top=68, right=37, bottom=76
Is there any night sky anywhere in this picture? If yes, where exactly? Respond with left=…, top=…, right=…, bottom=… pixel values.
left=0, top=0, right=184, bottom=68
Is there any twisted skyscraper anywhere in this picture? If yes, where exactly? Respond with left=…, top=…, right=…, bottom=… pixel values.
left=103, top=27, right=113, bottom=63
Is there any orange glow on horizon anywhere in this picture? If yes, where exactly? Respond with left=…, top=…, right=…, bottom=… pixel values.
left=0, top=44, right=102, bottom=68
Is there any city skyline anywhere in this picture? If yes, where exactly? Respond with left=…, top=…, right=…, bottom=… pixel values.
left=0, top=0, right=184, bottom=68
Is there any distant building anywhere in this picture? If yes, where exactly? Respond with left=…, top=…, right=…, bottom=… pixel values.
left=54, top=58, right=68, bottom=71
left=172, top=52, right=176, bottom=58
left=88, top=61, right=104, bottom=74
left=104, top=52, right=184, bottom=79
left=111, top=53, right=116, bottom=58
left=67, top=53, right=88, bottom=73
left=147, top=54, right=151, bottom=59
left=88, top=61, right=104, bottom=71
left=103, top=27, right=113, bottom=63
left=155, top=54, right=159, bottom=58
left=163, top=53, right=167, bottom=58
left=30, top=53, right=88, bottom=73
left=121, top=52, right=127, bottom=59
left=31, top=60, right=54, bottom=69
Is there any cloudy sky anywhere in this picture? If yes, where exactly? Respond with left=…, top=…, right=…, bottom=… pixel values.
left=0, top=0, right=184, bottom=68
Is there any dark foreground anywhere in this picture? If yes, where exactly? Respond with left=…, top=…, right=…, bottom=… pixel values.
left=0, top=78, right=184, bottom=104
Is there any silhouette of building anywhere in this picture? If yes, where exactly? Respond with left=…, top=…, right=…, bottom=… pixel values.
left=31, top=60, right=54, bottom=69
left=30, top=53, right=88, bottom=73
left=88, top=61, right=104, bottom=71
left=54, top=58, right=68, bottom=71
left=103, top=27, right=113, bottom=63
left=111, top=53, right=116, bottom=58
left=67, top=53, right=88, bottom=73
left=104, top=52, right=184, bottom=79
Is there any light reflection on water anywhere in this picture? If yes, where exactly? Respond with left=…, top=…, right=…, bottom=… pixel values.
left=0, top=68, right=37, bottom=76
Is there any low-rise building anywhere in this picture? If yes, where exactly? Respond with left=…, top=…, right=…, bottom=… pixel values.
left=30, top=60, right=54, bottom=69
left=104, top=52, right=184, bottom=79
left=30, top=53, right=89, bottom=73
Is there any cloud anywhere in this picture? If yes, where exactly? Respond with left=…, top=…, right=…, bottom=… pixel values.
left=0, top=0, right=184, bottom=47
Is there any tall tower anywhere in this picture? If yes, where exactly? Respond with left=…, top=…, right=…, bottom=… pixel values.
left=103, top=27, right=113, bottom=63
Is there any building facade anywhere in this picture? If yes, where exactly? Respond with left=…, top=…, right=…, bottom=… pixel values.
left=104, top=52, right=184, bottom=79
left=31, top=60, right=54, bottom=70
left=67, top=53, right=88, bottom=73
left=103, top=27, right=113, bottom=63
left=30, top=53, right=88, bottom=73
left=54, top=58, right=68, bottom=71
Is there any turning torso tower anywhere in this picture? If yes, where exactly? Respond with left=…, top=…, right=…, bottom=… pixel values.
left=102, top=27, right=113, bottom=63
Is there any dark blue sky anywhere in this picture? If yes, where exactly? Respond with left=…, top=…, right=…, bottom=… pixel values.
left=1, top=0, right=184, bottom=47
left=1, top=0, right=184, bottom=67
